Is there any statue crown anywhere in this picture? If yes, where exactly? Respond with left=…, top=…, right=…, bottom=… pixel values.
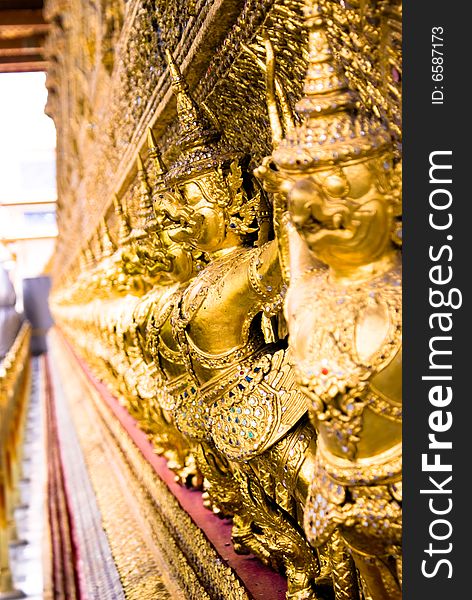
left=100, top=217, right=116, bottom=258
left=147, top=128, right=167, bottom=190
left=164, top=49, right=238, bottom=183
left=165, top=49, right=219, bottom=154
left=113, top=194, right=132, bottom=246
left=273, top=1, right=392, bottom=173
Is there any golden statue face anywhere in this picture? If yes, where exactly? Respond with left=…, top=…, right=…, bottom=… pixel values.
left=287, top=157, right=396, bottom=271
left=167, top=174, right=230, bottom=252
left=122, top=247, right=144, bottom=277
left=158, top=231, right=195, bottom=283
left=120, top=187, right=196, bottom=284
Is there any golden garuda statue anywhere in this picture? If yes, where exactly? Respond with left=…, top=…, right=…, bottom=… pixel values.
left=48, top=0, right=402, bottom=598
left=256, top=2, right=402, bottom=597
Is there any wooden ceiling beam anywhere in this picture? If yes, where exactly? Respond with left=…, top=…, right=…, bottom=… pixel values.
left=0, top=34, right=45, bottom=49
left=0, top=24, right=49, bottom=40
left=0, top=51, right=43, bottom=62
left=0, top=9, right=46, bottom=25
left=0, top=44, right=43, bottom=56
left=0, top=10, right=49, bottom=40
left=0, top=58, right=47, bottom=72
left=0, top=8, right=48, bottom=70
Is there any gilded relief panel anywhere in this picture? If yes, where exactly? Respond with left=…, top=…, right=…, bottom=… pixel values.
left=47, top=1, right=402, bottom=598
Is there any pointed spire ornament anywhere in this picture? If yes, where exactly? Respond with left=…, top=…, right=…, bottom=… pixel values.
left=147, top=128, right=167, bottom=189
left=244, top=32, right=296, bottom=148
left=113, top=194, right=132, bottom=245
left=80, top=248, right=88, bottom=270
left=128, top=152, right=156, bottom=240
left=95, top=228, right=104, bottom=258
left=273, top=0, right=391, bottom=172
left=164, top=48, right=219, bottom=153
left=136, top=152, right=153, bottom=208
left=85, top=239, right=95, bottom=265
left=164, top=48, right=237, bottom=183
left=100, top=217, right=116, bottom=258
left=146, top=128, right=168, bottom=234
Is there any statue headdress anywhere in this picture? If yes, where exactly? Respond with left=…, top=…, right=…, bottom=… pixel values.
left=123, top=153, right=156, bottom=245
left=113, top=194, right=132, bottom=246
left=79, top=247, right=88, bottom=270
left=147, top=128, right=170, bottom=233
left=242, top=32, right=295, bottom=148
left=148, top=128, right=167, bottom=189
left=163, top=50, right=264, bottom=237
left=131, top=133, right=173, bottom=270
left=164, top=49, right=240, bottom=184
left=272, top=1, right=392, bottom=173
left=99, top=217, right=116, bottom=258
left=86, top=239, right=96, bottom=265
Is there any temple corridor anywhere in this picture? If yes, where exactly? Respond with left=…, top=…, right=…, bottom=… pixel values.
left=3, top=330, right=289, bottom=599
left=1, top=0, right=402, bottom=598
left=7, top=357, right=46, bottom=600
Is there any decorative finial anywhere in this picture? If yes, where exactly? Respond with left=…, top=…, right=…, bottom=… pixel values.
left=136, top=152, right=145, bottom=176
left=164, top=48, right=184, bottom=87
left=145, top=128, right=170, bottom=237
left=147, top=128, right=167, bottom=189
left=80, top=248, right=88, bottom=269
left=101, top=217, right=116, bottom=258
left=273, top=0, right=391, bottom=172
left=113, top=194, right=132, bottom=245
left=165, top=48, right=219, bottom=153
left=85, top=239, right=95, bottom=264
left=132, top=152, right=157, bottom=238
left=95, top=228, right=104, bottom=258
left=163, top=48, right=239, bottom=183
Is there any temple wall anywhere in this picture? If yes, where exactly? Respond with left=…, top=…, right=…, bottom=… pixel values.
left=45, top=1, right=402, bottom=598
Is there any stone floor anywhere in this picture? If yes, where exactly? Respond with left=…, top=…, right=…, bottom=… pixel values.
left=9, top=357, right=46, bottom=599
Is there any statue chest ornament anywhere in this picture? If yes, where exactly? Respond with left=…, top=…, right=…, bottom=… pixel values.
left=164, top=246, right=308, bottom=457
left=168, top=246, right=260, bottom=440
left=143, top=285, right=189, bottom=412
left=290, top=263, right=402, bottom=555
left=171, top=246, right=260, bottom=377
left=288, top=261, right=402, bottom=461
left=171, top=341, right=309, bottom=460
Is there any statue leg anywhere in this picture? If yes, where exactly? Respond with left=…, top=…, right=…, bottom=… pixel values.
left=349, top=548, right=402, bottom=600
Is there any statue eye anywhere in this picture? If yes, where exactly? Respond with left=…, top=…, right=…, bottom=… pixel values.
left=323, top=174, right=349, bottom=198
